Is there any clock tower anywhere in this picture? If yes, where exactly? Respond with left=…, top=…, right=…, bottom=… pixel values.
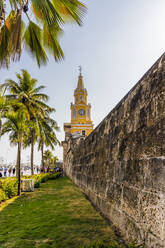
left=64, top=68, right=94, bottom=137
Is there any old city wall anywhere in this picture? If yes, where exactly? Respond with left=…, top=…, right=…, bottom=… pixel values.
left=63, top=54, right=165, bottom=248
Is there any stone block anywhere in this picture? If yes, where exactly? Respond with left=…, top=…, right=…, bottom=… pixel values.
left=22, top=179, right=34, bottom=192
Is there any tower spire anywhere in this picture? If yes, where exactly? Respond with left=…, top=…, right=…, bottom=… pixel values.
left=77, top=66, right=84, bottom=89
left=79, top=65, right=82, bottom=76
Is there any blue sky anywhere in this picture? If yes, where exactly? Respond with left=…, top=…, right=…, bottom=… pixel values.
left=0, top=0, right=165, bottom=165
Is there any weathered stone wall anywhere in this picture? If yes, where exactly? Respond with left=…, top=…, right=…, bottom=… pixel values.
left=63, top=53, right=165, bottom=248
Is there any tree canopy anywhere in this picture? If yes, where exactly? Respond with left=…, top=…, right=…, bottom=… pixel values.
left=0, top=0, right=86, bottom=68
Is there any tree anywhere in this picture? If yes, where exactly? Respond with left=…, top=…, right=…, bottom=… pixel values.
left=3, top=69, right=52, bottom=175
left=23, top=120, right=39, bottom=175
left=1, top=107, right=28, bottom=195
left=38, top=114, right=60, bottom=171
left=43, top=149, right=53, bottom=169
left=0, top=0, right=86, bottom=68
left=0, top=89, right=9, bottom=138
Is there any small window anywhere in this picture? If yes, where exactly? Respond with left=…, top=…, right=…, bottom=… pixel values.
left=80, top=95, right=83, bottom=101
left=82, top=130, right=86, bottom=136
left=76, top=96, right=78, bottom=103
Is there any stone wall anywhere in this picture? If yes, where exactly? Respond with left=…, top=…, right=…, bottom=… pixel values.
left=63, top=53, right=165, bottom=248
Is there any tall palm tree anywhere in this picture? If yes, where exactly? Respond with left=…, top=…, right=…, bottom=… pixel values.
left=0, top=89, right=9, bottom=138
left=43, top=149, right=53, bottom=170
left=0, top=0, right=86, bottom=68
left=23, top=120, right=39, bottom=175
left=3, top=69, right=51, bottom=175
left=1, top=107, right=28, bottom=195
left=38, top=115, right=60, bottom=171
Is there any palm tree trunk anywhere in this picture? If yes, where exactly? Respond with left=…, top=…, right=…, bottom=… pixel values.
left=41, top=141, right=44, bottom=171
left=17, top=142, right=21, bottom=196
left=16, top=148, right=19, bottom=178
left=31, top=130, right=34, bottom=175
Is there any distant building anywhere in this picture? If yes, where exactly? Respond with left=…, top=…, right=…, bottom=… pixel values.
left=63, top=67, right=94, bottom=137
left=62, top=68, right=94, bottom=163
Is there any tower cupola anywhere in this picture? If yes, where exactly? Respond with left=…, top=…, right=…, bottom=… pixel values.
left=64, top=67, right=94, bottom=136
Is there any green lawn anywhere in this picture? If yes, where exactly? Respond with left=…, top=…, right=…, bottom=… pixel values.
left=0, top=177, right=122, bottom=248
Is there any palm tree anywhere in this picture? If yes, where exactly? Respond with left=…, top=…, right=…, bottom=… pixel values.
left=0, top=0, right=86, bottom=68
left=43, top=149, right=53, bottom=170
left=38, top=114, right=60, bottom=171
left=1, top=107, right=28, bottom=195
left=0, top=89, right=9, bottom=137
left=23, top=120, right=39, bottom=175
left=3, top=69, right=51, bottom=175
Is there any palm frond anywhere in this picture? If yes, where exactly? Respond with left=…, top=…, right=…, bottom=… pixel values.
left=31, top=85, right=45, bottom=93
left=0, top=24, right=11, bottom=68
left=52, top=0, right=86, bottom=25
left=23, top=21, right=48, bottom=67
left=31, top=0, right=63, bottom=26
left=43, top=22, right=64, bottom=61
left=6, top=9, right=23, bottom=61
left=33, top=93, right=49, bottom=102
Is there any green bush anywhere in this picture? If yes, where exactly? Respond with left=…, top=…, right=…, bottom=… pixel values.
left=0, top=188, right=7, bottom=203
left=48, top=172, right=62, bottom=180
left=0, top=178, right=18, bottom=199
left=0, top=172, right=62, bottom=204
left=34, top=181, right=41, bottom=188
left=40, top=174, right=49, bottom=183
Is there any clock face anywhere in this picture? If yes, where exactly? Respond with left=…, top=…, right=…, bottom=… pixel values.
left=78, top=109, right=85, bottom=116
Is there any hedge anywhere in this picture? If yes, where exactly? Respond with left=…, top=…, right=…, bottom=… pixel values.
left=0, top=172, right=62, bottom=204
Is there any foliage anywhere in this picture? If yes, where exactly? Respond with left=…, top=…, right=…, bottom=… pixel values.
left=0, top=172, right=62, bottom=204
left=43, top=149, right=59, bottom=168
left=0, top=188, right=7, bottom=202
left=48, top=172, right=61, bottom=180
left=0, top=0, right=86, bottom=68
left=1, top=69, right=59, bottom=177
left=0, top=178, right=18, bottom=200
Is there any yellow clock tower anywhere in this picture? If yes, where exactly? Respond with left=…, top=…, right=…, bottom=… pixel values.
left=64, top=68, right=94, bottom=137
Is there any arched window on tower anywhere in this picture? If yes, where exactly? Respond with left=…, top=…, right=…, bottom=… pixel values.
left=76, top=96, right=78, bottom=103
left=73, top=109, right=76, bottom=118
left=80, top=95, right=83, bottom=102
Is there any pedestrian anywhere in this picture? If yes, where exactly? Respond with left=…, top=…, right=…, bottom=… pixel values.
left=12, top=167, right=16, bottom=176
left=8, top=167, right=12, bottom=177
left=0, top=172, right=2, bottom=177
left=4, top=167, right=7, bottom=177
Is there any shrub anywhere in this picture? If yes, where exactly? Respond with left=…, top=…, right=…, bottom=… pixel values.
left=0, top=189, right=7, bottom=203
left=34, top=181, right=41, bottom=188
left=0, top=178, right=18, bottom=199
left=40, top=174, right=49, bottom=183
left=0, top=172, right=62, bottom=204
left=48, top=172, right=62, bottom=180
